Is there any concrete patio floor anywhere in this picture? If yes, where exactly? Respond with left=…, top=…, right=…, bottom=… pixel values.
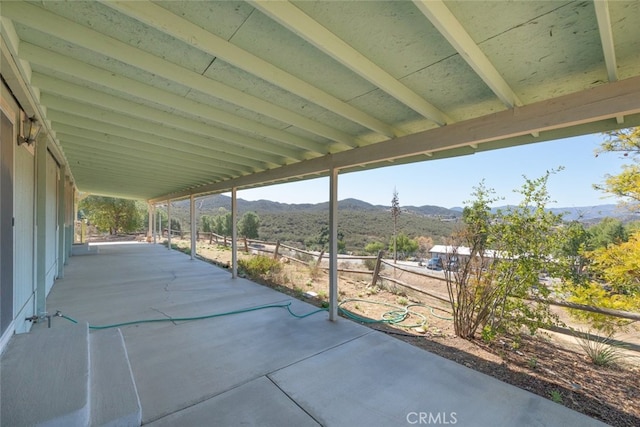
left=41, top=243, right=605, bottom=426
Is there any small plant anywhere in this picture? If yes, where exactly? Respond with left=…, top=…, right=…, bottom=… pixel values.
left=305, top=279, right=314, bottom=287
left=397, top=297, right=409, bottom=306
left=527, top=357, right=537, bottom=369
left=575, top=330, right=627, bottom=367
left=318, top=290, right=328, bottom=300
left=481, top=325, right=497, bottom=343
left=549, top=390, right=563, bottom=404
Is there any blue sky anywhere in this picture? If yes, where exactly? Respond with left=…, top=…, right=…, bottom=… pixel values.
left=236, top=133, right=627, bottom=209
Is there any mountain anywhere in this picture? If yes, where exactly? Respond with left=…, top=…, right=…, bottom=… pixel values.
left=169, top=196, right=636, bottom=252
left=181, top=195, right=637, bottom=223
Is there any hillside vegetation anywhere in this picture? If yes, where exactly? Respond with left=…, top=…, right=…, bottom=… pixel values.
left=165, top=195, right=459, bottom=253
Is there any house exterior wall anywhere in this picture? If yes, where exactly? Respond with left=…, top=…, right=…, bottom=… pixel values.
left=14, top=137, right=36, bottom=334
left=45, top=151, right=58, bottom=294
left=0, top=76, right=74, bottom=353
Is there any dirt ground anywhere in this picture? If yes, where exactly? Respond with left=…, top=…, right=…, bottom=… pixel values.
left=164, top=238, right=639, bottom=426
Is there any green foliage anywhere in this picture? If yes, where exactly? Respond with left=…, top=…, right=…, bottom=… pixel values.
left=238, top=255, right=282, bottom=279
left=305, top=226, right=346, bottom=253
left=445, top=172, right=568, bottom=340
left=387, top=233, right=418, bottom=259
left=200, top=215, right=215, bottom=233
left=170, top=218, right=181, bottom=232
left=594, top=127, right=640, bottom=211
left=363, top=258, right=378, bottom=271
left=567, top=283, right=640, bottom=333
left=587, top=231, right=640, bottom=296
left=364, top=241, right=385, bottom=254
left=574, top=330, right=627, bottom=367
left=79, top=196, right=144, bottom=234
left=587, top=217, right=628, bottom=249
left=391, top=188, right=401, bottom=261
left=549, top=390, right=563, bottom=404
left=239, top=211, right=260, bottom=239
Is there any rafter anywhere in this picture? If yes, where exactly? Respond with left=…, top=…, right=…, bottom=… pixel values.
left=412, top=0, right=523, bottom=108
left=102, top=0, right=397, bottom=139
left=3, top=1, right=358, bottom=148
left=34, top=74, right=304, bottom=162
left=21, top=44, right=324, bottom=157
left=45, top=110, right=266, bottom=173
left=250, top=0, right=452, bottom=126
left=151, top=75, right=640, bottom=202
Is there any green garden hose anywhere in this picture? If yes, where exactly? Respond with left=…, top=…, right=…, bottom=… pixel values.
left=337, top=298, right=453, bottom=329
left=58, top=299, right=452, bottom=331
left=59, top=302, right=326, bottom=330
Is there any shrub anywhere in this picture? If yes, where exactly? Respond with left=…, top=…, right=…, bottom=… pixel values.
left=574, top=330, right=627, bottom=367
left=567, top=282, right=640, bottom=333
left=363, top=258, right=377, bottom=271
left=238, top=255, right=282, bottom=279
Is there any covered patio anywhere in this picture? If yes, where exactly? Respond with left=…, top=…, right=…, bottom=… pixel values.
left=2, top=1, right=640, bottom=425
left=5, top=243, right=607, bottom=426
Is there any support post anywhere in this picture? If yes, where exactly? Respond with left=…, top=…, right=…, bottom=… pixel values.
left=147, top=202, right=153, bottom=242
left=152, top=205, right=157, bottom=244
left=190, top=194, right=196, bottom=260
left=328, top=168, right=339, bottom=321
left=57, top=165, right=66, bottom=278
left=273, top=240, right=280, bottom=260
left=167, top=200, right=171, bottom=250
left=231, top=188, right=238, bottom=278
left=371, top=250, right=384, bottom=287
left=35, top=134, right=47, bottom=316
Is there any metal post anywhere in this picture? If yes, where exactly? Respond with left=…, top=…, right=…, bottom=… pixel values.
left=35, top=134, right=47, bottom=316
left=328, top=168, right=339, bottom=321
left=190, top=194, right=196, bottom=260
left=152, top=205, right=157, bottom=244
left=231, top=188, right=238, bottom=279
left=167, top=200, right=171, bottom=250
left=57, top=165, right=66, bottom=278
left=147, top=202, right=153, bottom=242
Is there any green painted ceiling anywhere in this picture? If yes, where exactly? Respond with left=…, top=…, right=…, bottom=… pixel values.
left=1, top=0, right=639, bottom=201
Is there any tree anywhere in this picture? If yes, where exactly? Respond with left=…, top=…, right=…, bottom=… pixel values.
left=79, top=195, right=144, bottom=234
left=390, top=188, right=400, bottom=263
left=239, top=212, right=260, bottom=239
left=200, top=215, right=215, bottom=233
left=587, top=232, right=640, bottom=296
left=445, top=172, right=569, bottom=340
left=416, top=236, right=434, bottom=259
left=388, top=233, right=418, bottom=259
left=594, top=127, right=640, bottom=211
left=364, top=241, right=385, bottom=254
left=587, top=217, right=628, bottom=249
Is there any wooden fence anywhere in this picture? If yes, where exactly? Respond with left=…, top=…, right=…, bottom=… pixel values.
left=166, top=230, right=640, bottom=324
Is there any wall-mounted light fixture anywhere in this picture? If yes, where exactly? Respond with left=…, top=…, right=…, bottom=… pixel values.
left=17, top=115, right=41, bottom=146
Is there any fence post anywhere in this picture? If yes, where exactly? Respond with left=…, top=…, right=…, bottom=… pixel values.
left=244, top=237, right=249, bottom=253
left=273, top=240, right=280, bottom=259
left=371, top=250, right=384, bottom=287
left=315, top=250, right=325, bottom=269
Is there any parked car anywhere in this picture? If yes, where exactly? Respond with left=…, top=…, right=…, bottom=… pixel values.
left=426, top=257, right=443, bottom=270
left=445, top=256, right=459, bottom=271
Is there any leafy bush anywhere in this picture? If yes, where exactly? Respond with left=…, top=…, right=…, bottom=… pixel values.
left=445, top=173, right=567, bottom=340
left=238, top=256, right=282, bottom=279
left=567, top=282, right=640, bottom=333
